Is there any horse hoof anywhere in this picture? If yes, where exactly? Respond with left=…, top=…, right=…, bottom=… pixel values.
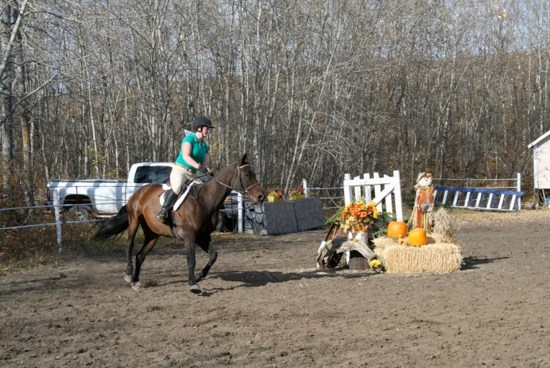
left=131, top=282, right=141, bottom=291
left=189, top=284, right=201, bottom=294
left=124, top=274, right=132, bottom=283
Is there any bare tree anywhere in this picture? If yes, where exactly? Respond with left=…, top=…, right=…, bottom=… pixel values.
left=2, top=0, right=550, bottom=211
left=0, top=0, right=28, bottom=192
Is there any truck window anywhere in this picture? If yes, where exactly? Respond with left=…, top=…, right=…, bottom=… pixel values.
left=134, top=166, right=172, bottom=184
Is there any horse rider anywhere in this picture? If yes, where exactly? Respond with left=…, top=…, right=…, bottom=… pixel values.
left=157, top=116, right=214, bottom=223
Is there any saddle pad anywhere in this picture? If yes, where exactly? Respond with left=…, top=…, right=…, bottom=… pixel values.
left=160, top=180, right=200, bottom=210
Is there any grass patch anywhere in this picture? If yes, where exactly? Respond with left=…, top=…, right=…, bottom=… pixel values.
left=0, top=220, right=249, bottom=274
left=0, top=221, right=129, bottom=273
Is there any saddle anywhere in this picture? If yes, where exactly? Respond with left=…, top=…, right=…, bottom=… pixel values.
left=160, top=180, right=201, bottom=211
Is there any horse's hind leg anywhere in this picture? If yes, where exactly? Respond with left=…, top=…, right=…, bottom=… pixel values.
left=124, top=218, right=140, bottom=283
left=195, top=234, right=218, bottom=283
left=132, top=225, right=159, bottom=289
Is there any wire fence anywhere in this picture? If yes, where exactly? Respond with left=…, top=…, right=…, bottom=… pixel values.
left=432, top=174, right=522, bottom=191
left=0, top=191, right=247, bottom=253
left=0, top=174, right=524, bottom=252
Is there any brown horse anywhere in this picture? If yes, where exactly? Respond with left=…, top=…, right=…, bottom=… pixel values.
left=92, top=154, right=264, bottom=294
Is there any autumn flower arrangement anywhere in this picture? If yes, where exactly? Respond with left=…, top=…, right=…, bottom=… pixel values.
left=341, top=200, right=379, bottom=233
left=267, top=190, right=284, bottom=202
left=288, top=186, right=305, bottom=200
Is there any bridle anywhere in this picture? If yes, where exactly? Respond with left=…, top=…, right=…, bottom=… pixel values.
left=214, top=163, right=261, bottom=196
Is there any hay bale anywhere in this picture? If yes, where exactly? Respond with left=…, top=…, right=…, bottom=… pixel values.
left=373, top=236, right=401, bottom=255
left=374, top=236, right=462, bottom=273
left=432, top=207, right=457, bottom=243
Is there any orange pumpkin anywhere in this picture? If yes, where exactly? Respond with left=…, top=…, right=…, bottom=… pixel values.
left=387, top=221, right=407, bottom=238
left=408, top=228, right=428, bottom=246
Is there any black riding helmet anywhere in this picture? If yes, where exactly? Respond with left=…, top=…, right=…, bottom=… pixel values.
left=191, top=116, right=214, bottom=131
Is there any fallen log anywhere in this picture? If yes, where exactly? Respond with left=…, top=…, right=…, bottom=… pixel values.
left=316, top=227, right=378, bottom=269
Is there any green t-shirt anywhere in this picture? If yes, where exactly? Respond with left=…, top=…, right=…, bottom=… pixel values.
left=175, top=134, right=209, bottom=171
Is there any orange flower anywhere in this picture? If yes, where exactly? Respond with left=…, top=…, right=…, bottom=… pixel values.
left=340, top=200, right=379, bottom=233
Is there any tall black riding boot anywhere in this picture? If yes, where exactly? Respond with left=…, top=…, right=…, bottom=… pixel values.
left=157, top=189, right=178, bottom=223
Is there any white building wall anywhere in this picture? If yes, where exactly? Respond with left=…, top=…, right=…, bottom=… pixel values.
left=534, top=137, right=550, bottom=189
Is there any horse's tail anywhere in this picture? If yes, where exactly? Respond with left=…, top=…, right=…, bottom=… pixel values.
left=92, top=205, right=129, bottom=241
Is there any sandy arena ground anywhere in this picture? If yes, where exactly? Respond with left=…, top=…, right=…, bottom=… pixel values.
left=1, top=210, right=549, bottom=367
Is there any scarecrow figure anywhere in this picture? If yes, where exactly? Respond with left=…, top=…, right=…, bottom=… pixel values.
left=409, top=172, right=435, bottom=231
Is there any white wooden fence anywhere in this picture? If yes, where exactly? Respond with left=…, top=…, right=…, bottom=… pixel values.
left=342, top=171, right=404, bottom=221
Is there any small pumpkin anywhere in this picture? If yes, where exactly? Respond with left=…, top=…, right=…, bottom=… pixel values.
left=408, top=228, right=428, bottom=247
left=387, top=220, right=407, bottom=238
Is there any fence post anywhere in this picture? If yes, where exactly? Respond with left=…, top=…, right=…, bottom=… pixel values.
left=53, top=190, right=63, bottom=252
left=517, top=173, right=522, bottom=209
left=343, top=173, right=352, bottom=205
left=302, top=179, right=309, bottom=197
left=237, top=192, right=244, bottom=233
left=393, top=170, right=404, bottom=221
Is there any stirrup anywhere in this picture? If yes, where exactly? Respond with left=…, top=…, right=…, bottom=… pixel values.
left=157, top=208, right=170, bottom=222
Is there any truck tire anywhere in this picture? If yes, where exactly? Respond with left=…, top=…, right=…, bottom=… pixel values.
left=67, top=205, right=93, bottom=221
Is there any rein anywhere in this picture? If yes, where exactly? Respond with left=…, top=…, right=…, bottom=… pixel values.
left=214, top=163, right=261, bottom=195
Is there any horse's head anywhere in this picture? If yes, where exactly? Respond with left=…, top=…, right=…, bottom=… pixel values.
left=228, top=154, right=264, bottom=204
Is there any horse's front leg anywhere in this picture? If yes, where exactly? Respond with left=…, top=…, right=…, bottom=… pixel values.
left=195, top=235, right=217, bottom=283
left=185, top=241, right=201, bottom=294
left=195, top=245, right=218, bottom=282
left=176, top=226, right=204, bottom=294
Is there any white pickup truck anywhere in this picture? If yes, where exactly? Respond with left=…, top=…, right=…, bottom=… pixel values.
left=46, top=162, right=173, bottom=219
left=46, top=162, right=242, bottom=229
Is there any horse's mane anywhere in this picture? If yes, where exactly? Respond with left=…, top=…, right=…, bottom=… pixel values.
left=193, top=159, right=240, bottom=198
